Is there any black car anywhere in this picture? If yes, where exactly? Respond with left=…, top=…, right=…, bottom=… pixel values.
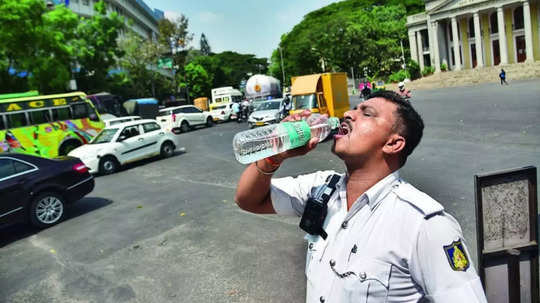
left=0, top=153, right=95, bottom=228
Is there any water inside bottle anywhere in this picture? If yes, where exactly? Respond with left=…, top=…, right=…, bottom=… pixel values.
left=233, top=125, right=292, bottom=164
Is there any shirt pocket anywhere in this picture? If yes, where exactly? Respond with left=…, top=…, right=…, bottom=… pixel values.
left=342, top=258, right=392, bottom=303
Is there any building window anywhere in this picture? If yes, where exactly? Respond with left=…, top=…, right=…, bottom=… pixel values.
left=82, top=0, right=89, bottom=5
left=514, top=6, right=524, bottom=30
left=490, top=13, right=498, bottom=34
left=448, top=23, right=453, bottom=41
left=468, top=17, right=475, bottom=38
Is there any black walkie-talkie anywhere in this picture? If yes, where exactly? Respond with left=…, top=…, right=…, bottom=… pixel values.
left=299, top=174, right=341, bottom=240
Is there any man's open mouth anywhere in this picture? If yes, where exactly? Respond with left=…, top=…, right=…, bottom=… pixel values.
left=338, top=121, right=351, bottom=136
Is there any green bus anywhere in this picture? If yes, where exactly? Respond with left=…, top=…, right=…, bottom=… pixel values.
left=0, top=91, right=105, bottom=157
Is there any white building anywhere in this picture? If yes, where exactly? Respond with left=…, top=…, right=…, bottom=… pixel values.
left=59, top=0, right=163, bottom=40
left=407, top=0, right=540, bottom=72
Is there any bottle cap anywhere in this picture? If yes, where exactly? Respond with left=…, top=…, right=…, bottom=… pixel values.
left=328, top=117, right=340, bottom=130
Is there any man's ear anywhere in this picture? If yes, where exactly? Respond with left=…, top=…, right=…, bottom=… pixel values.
left=383, top=134, right=405, bottom=155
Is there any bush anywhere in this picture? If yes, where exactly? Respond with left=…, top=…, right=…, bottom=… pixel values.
left=421, top=66, right=435, bottom=76
left=440, top=63, right=448, bottom=71
left=407, top=60, right=421, bottom=80
left=388, top=69, right=410, bottom=83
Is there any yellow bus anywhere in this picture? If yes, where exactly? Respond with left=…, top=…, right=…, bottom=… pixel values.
left=0, top=91, right=105, bottom=157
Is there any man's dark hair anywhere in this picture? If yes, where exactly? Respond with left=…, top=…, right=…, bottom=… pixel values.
left=368, top=90, right=424, bottom=166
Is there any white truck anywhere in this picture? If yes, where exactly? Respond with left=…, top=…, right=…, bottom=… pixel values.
left=210, top=87, right=242, bottom=110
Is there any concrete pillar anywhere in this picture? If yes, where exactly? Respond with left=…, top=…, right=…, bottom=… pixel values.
left=451, top=16, right=462, bottom=70
left=497, top=6, right=509, bottom=64
left=523, top=0, right=535, bottom=62
left=408, top=30, right=419, bottom=63
left=473, top=12, right=484, bottom=67
left=416, top=30, right=425, bottom=70
left=432, top=21, right=441, bottom=72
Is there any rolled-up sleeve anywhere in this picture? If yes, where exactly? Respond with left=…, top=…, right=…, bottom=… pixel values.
left=410, top=213, right=488, bottom=303
left=270, top=170, right=335, bottom=217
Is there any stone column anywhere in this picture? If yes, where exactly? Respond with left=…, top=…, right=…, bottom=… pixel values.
left=432, top=21, right=441, bottom=72
left=408, top=30, right=419, bottom=63
left=416, top=30, right=425, bottom=70
left=451, top=16, right=462, bottom=70
left=497, top=6, right=509, bottom=64
left=523, top=0, right=534, bottom=62
left=473, top=12, right=484, bottom=67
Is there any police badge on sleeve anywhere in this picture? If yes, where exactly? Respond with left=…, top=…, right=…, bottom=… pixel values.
left=444, top=239, right=470, bottom=271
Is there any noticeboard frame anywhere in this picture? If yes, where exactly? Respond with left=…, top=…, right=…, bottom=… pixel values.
left=475, top=166, right=538, bottom=303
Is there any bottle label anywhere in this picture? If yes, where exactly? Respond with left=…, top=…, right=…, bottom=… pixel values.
left=282, top=120, right=312, bottom=149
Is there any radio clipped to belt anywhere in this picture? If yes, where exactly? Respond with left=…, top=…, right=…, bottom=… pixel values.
left=299, top=174, right=341, bottom=240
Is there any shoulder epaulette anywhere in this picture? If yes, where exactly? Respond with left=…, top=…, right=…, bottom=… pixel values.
left=393, top=182, right=444, bottom=218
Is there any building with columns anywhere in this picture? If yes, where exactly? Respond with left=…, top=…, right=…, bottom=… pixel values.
left=407, top=0, right=540, bottom=72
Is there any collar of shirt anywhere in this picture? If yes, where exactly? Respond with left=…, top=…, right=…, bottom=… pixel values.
left=337, top=170, right=400, bottom=222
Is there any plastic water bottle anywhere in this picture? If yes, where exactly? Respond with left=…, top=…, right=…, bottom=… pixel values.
left=233, top=114, right=340, bottom=164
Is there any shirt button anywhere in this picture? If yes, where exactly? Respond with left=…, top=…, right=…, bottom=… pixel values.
left=341, top=221, right=348, bottom=229
left=359, top=272, right=367, bottom=281
left=329, top=259, right=336, bottom=267
left=320, top=296, right=325, bottom=302
left=309, top=243, right=314, bottom=249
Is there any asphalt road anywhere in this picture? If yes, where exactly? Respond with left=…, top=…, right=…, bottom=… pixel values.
left=1, top=80, right=539, bottom=302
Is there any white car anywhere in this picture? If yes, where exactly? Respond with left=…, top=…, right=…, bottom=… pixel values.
left=248, top=99, right=283, bottom=128
left=156, top=105, right=214, bottom=133
left=68, top=119, right=181, bottom=175
left=209, top=102, right=235, bottom=122
left=103, top=116, right=142, bottom=127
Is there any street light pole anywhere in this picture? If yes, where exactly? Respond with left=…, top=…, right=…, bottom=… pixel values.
left=169, top=37, right=177, bottom=96
left=400, top=39, right=406, bottom=70
left=279, top=47, right=286, bottom=85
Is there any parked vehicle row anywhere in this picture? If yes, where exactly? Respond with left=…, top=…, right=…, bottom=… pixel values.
left=0, top=95, right=288, bottom=231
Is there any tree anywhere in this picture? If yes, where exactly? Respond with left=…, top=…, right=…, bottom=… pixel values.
left=200, top=33, right=211, bottom=56
left=269, top=0, right=424, bottom=82
left=0, top=0, right=79, bottom=93
left=74, top=0, right=125, bottom=93
left=212, top=51, right=268, bottom=87
left=185, top=51, right=268, bottom=95
left=158, top=15, right=193, bottom=73
left=179, top=62, right=211, bottom=99
left=117, top=31, right=169, bottom=98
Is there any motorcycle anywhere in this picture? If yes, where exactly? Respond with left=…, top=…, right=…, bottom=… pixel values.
left=236, top=105, right=249, bottom=123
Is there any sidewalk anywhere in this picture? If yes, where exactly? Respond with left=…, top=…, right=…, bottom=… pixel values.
left=386, top=61, right=540, bottom=91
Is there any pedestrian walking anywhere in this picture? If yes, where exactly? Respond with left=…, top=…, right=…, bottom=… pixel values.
left=499, top=68, right=508, bottom=85
left=235, top=90, right=487, bottom=302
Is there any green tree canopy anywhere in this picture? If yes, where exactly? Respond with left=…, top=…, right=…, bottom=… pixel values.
left=180, top=62, right=211, bottom=99
left=74, top=0, right=125, bottom=93
left=0, top=0, right=79, bottom=93
left=117, top=31, right=170, bottom=99
left=269, top=0, right=424, bottom=84
left=185, top=51, right=268, bottom=97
